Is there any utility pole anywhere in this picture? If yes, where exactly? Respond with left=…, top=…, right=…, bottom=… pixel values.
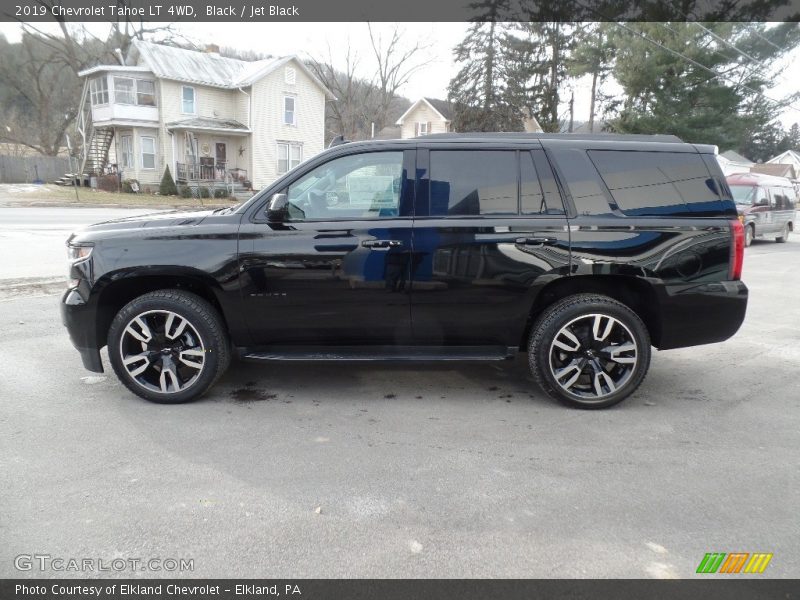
left=568, top=91, right=574, bottom=133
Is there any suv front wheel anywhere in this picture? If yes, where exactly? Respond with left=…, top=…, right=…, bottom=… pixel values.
left=107, top=290, right=230, bottom=403
left=529, top=294, right=651, bottom=409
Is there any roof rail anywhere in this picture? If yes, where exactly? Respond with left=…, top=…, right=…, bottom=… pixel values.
left=420, top=132, right=684, bottom=143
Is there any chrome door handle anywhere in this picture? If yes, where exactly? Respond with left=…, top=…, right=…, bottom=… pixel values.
left=362, top=239, right=403, bottom=249
left=515, top=237, right=558, bottom=246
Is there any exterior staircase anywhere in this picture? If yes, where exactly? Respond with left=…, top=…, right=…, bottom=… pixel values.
left=56, top=79, right=113, bottom=186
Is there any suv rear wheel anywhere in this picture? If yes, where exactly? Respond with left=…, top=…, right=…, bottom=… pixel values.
left=528, top=294, right=651, bottom=409
left=107, top=290, right=230, bottom=403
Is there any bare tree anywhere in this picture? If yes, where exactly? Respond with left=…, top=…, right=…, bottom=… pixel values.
left=0, top=1, right=184, bottom=155
left=308, top=24, right=432, bottom=141
left=367, top=24, right=433, bottom=132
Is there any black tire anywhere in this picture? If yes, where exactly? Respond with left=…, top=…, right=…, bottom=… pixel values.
left=107, top=290, right=230, bottom=403
left=745, top=224, right=754, bottom=247
left=775, top=224, right=789, bottom=243
left=528, top=294, right=651, bottom=409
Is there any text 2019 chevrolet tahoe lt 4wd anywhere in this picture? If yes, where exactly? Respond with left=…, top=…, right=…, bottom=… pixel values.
left=61, top=133, right=747, bottom=409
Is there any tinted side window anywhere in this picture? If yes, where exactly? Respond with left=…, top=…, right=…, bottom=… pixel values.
left=531, top=149, right=566, bottom=215
left=588, top=150, right=722, bottom=216
left=520, top=151, right=544, bottom=214
left=548, top=147, right=614, bottom=216
left=429, top=150, right=517, bottom=216
left=769, top=187, right=794, bottom=210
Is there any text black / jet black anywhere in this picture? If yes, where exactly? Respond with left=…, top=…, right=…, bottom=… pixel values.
left=62, top=133, right=747, bottom=408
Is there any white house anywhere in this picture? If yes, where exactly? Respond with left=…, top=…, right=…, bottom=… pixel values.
left=767, top=149, right=800, bottom=175
left=76, top=40, right=334, bottom=191
left=395, top=98, right=454, bottom=138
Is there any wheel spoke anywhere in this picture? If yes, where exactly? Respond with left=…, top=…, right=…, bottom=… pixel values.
left=593, top=370, right=617, bottom=396
left=602, top=342, right=637, bottom=365
left=165, top=312, right=188, bottom=340
left=179, top=348, right=205, bottom=369
left=553, top=328, right=581, bottom=352
left=592, top=314, right=614, bottom=342
left=125, top=316, right=152, bottom=344
left=554, top=359, right=583, bottom=390
left=159, top=363, right=182, bottom=393
left=122, top=353, right=150, bottom=377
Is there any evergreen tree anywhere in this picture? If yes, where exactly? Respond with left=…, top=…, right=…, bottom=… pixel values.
left=606, top=22, right=800, bottom=154
left=159, top=166, right=178, bottom=196
left=447, top=16, right=522, bottom=132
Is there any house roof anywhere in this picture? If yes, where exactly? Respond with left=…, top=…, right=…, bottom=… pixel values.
left=767, top=149, right=800, bottom=165
left=719, top=149, right=754, bottom=164
left=395, top=97, right=453, bottom=125
left=750, top=163, right=798, bottom=179
left=165, top=117, right=250, bottom=134
left=106, top=40, right=336, bottom=98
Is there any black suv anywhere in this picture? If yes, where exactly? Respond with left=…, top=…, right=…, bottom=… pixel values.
left=62, top=133, right=747, bottom=409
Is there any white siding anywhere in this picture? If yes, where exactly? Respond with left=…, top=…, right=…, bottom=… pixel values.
left=400, top=103, right=449, bottom=139
left=249, top=59, right=326, bottom=189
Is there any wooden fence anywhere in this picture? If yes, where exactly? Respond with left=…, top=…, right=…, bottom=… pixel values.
left=0, top=154, right=70, bottom=183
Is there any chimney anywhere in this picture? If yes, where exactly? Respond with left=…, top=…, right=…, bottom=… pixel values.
left=205, top=43, right=220, bottom=54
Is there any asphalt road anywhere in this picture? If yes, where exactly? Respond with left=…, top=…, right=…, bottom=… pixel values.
left=0, top=207, right=162, bottom=280
left=0, top=236, right=798, bottom=579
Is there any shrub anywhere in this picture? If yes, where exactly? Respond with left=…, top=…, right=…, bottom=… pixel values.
left=214, top=188, right=228, bottom=198
left=178, top=185, right=193, bottom=198
left=159, top=166, right=178, bottom=196
left=198, top=186, right=211, bottom=198
left=121, top=179, right=140, bottom=194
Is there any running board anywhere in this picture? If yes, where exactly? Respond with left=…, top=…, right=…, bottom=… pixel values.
left=242, top=346, right=517, bottom=362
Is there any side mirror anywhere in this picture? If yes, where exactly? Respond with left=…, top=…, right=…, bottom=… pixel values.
left=266, top=193, right=288, bottom=221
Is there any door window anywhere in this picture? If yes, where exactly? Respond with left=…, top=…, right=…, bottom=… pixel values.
left=429, top=150, right=517, bottom=216
left=287, top=151, right=404, bottom=220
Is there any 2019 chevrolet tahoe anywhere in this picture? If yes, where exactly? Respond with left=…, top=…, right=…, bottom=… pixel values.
left=61, top=133, right=748, bottom=409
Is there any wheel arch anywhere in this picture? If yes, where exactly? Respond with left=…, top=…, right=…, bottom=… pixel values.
left=520, top=275, right=662, bottom=350
left=92, top=268, right=229, bottom=349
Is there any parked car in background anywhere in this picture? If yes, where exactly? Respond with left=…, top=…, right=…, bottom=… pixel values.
left=727, top=172, right=796, bottom=246
left=62, top=133, right=747, bottom=409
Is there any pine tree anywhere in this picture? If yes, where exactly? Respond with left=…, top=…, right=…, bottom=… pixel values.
left=159, top=166, right=178, bottom=196
left=447, top=17, right=522, bottom=132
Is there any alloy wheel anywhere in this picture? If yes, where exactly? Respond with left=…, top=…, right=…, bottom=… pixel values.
left=119, top=310, right=206, bottom=394
left=548, top=313, right=638, bottom=402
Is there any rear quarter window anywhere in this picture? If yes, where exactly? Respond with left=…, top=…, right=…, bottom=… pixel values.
left=587, top=150, right=729, bottom=217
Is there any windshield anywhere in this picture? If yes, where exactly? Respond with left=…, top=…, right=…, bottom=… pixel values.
left=729, top=185, right=756, bottom=205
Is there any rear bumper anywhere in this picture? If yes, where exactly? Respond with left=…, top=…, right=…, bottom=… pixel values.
left=654, top=280, right=748, bottom=350
left=60, top=288, right=104, bottom=373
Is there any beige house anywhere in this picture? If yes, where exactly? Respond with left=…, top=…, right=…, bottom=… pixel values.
left=394, top=98, right=454, bottom=138
left=76, top=40, right=334, bottom=191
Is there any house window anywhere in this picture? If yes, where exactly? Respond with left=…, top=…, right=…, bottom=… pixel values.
left=284, top=96, right=296, bottom=125
left=416, top=122, right=430, bottom=136
left=136, top=80, right=156, bottom=106
left=140, top=136, right=156, bottom=170
left=114, top=77, right=135, bottom=104
left=120, top=135, right=134, bottom=169
left=182, top=86, right=196, bottom=114
left=285, top=67, right=296, bottom=85
left=89, top=77, right=108, bottom=106
left=277, top=142, right=302, bottom=175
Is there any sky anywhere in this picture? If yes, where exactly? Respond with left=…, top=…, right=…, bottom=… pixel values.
left=2, top=21, right=800, bottom=129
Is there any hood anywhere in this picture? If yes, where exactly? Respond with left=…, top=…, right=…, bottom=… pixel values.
left=82, top=209, right=216, bottom=233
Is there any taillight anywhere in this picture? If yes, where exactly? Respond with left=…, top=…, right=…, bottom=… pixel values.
left=729, top=219, right=744, bottom=280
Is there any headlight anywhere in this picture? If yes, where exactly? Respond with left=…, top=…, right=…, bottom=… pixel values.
left=67, top=243, right=93, bottom=262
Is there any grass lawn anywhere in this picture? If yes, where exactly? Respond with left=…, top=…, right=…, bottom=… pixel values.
left=0, top=184, right=247, bottom=209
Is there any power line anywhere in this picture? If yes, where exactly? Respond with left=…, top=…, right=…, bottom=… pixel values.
left=609, top=21, right=800, bottom=114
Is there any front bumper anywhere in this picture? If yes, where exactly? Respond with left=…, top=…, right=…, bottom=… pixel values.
left=60, top=288, right=104, bottom=373
left=654, top=280, right=748, bottom=350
